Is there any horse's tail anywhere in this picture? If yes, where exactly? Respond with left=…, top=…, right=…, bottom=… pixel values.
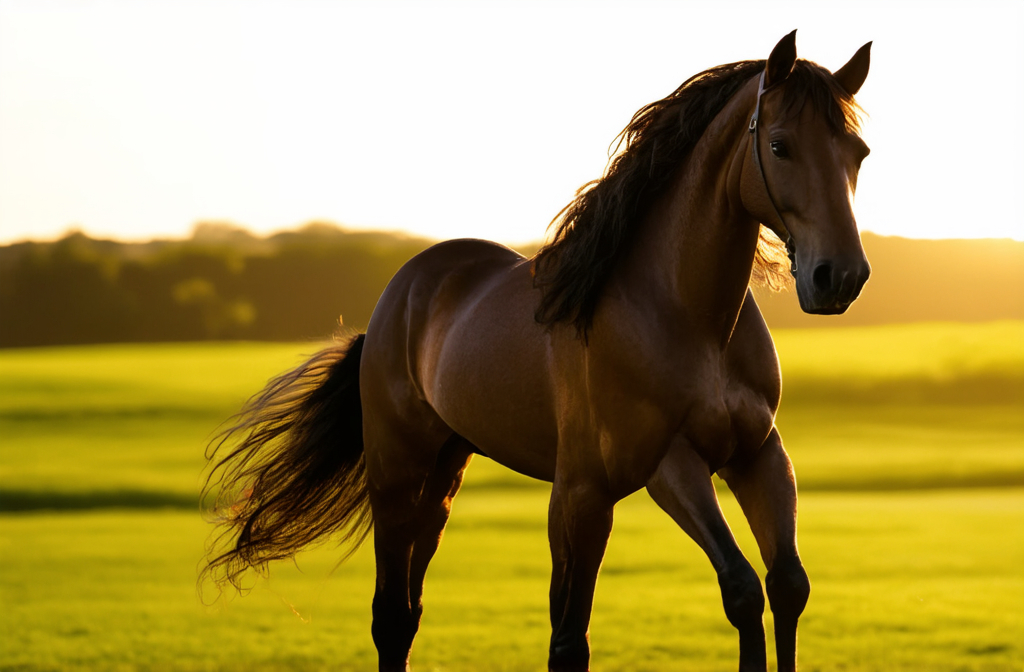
left=200, top=333, right=371, bottom=591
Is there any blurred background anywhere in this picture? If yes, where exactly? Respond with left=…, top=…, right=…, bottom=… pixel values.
left=0, top=1, right=1021, bottom=670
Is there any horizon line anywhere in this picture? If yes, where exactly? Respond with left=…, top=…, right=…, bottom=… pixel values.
left=3, top=221, right=1024, bottom=248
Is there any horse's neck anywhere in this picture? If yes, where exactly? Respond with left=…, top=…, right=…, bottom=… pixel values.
left=620, top=81, right=762, bottom=345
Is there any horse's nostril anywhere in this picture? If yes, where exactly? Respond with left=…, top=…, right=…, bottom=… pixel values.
left=812, top=262, right=833, bottom=293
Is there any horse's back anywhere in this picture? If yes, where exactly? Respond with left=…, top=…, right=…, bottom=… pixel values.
left=362, top=238, right=558, bottom=481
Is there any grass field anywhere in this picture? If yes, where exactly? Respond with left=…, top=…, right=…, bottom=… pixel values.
left=1, top=322, right=1023, bottom=670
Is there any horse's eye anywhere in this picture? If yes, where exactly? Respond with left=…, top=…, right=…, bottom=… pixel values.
left=770, top=141, right=788, bottom=158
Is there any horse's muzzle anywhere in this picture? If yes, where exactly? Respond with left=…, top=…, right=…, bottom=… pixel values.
left=798, top=256, right=870, bottom=314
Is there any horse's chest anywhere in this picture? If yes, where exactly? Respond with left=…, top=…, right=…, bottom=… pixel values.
left=679, top=380, right=774, bottom=473
left=582, top=337, right=777, bottom=486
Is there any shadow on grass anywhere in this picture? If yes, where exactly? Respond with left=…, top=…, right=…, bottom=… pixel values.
left=797, top=472, right=1024, bottom=491
left=4, top=471, right=1024, bottom=514
left=0, top=489, right=199, bottom=513
left=783, top=373, right=1024, bottom=406
left=0, top=406, right=235, bottom=422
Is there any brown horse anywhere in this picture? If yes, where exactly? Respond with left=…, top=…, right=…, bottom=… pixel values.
left=203, top=31, right=872, bottom=672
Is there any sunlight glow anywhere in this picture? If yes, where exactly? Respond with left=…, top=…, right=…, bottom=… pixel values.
left=1, top=0, right=1021, bottom=245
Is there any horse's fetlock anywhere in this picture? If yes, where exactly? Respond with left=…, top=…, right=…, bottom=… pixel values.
left=548, top=630, right=590, bottom=671
left=371, top=591, right=421, bottom=660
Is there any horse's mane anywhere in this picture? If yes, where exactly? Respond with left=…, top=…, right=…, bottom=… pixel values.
left=532, top=59, right=864, bottom=338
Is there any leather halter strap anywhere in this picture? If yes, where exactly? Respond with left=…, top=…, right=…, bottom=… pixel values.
left=748, top=69, right=798, bottom=275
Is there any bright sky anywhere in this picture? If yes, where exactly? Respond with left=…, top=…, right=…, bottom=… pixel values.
left=1, top=0, right=1022, bottom=246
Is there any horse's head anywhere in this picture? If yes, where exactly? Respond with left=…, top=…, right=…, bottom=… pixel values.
left=743, top=31, right=872, bottom=314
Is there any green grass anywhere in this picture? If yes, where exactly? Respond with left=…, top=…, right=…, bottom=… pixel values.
left=1, top=322, right=1021, bottom=506
left=0, top=342, right=321, bottom=505
left=774, top=321, right=1024, bottom=387
left=770, top=322, right=1024, bottom=492
left=0, top=489, right=1020, bottom=671
left=1, top=322, right=1023, bottom=670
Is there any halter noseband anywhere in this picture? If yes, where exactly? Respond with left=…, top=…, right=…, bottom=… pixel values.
left=748, top=69, right=798, bottom=276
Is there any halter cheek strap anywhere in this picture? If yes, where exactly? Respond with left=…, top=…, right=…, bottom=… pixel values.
left=748, top=69, right=798, bottom=276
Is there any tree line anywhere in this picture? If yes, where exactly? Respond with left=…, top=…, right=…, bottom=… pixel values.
left=0, top=223, right=439, bottom=347
left=2, top=223, right=1021, bottom=347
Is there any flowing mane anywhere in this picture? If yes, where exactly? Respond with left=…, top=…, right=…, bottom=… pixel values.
left=532, top=59, right=864, bottom=338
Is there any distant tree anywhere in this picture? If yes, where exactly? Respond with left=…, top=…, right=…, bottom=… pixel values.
left=0, top=223, right=435, bottom=347
left=0, top=234, right=134, bottom=346
left=2, top=226, right=1019, bottom=348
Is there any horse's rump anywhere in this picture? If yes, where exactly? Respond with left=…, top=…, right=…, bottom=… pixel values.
left=361, top=238, right=558, bottom=481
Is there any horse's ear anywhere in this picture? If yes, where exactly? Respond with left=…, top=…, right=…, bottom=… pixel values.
left=765, top=30, right=798, bottom=87
left=833, top=41, right=872, bottom=96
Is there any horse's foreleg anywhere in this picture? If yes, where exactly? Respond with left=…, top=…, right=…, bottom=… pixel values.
left=719, top=429, right=809, bottom=672
left=547, top=479, right=614, bottom=672
left=647, top=440, right=767, bottom=672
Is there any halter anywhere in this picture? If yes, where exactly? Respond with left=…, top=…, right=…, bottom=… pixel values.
left=748, top=69, right=798, bottom=276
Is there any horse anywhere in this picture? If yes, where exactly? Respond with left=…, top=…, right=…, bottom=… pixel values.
left=202, top=30, right=872, bottom=672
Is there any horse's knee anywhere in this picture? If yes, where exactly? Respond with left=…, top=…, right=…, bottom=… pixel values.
left=718, top=560, right=765, bottom=631
left=766, top=558, right=810, bottom=621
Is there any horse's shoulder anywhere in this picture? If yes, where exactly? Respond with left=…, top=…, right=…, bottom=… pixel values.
left=726, top=290, right=781, bottom=408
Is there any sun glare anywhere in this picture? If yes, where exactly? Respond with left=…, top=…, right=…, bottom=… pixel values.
left=0, top=0, right=1021, bottom=244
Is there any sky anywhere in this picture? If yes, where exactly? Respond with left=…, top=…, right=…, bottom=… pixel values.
left=1, top=0, right=1022, bottom=246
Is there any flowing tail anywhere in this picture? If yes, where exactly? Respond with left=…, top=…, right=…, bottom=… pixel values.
left=201, top=333, right=371, bottom=591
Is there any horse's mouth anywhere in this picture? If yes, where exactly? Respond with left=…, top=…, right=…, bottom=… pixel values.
left=797, top=280, right=864, bottom=314
left=802, top=302, right=853, bottom=315
left=798, top=286, right=864, bottom=315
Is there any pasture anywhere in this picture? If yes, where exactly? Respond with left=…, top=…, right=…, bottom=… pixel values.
left=1, top=322, right=1022, bottom=670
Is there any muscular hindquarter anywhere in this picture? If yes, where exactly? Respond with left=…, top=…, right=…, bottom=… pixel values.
left=363, top=239, right=558, bottom=482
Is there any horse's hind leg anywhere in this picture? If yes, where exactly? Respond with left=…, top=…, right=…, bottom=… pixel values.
left=367, top=424, right=473, bottom=672
left=407, top=434, right=474, bottom=611
left=646, top=438, right=768, bottom=672
left=719, top=429, right=809, bottom=672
